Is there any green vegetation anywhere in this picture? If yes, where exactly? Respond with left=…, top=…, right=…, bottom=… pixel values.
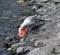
left=50, top=47, right=58, bottom=54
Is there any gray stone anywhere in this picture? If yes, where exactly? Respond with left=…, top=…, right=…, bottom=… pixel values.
left=34, top=0, right=48, bottom=2
left=34, top=40, right=46, bottom=47
left=27, top=43, right=60, bottom=55
left=27, top=48, right=46, bottom=55
left=55, top=22, right=60, bottom=38
left=17, top=0, right=24, bottom=3
left=56, top=32, right=60, bottom=39
left=53, top=0, right=60, bottom=2
left=36, top=8, right=47, bottom=15
left=16, top=46, right=33, bottom=54
left=57, top=3, right=60, bottom=8
left=32, top=6, right=37, bottom=11
left=11, top=43, right=25, bottom=51
left=27, top=1, right=37, bottom=6
left=16, top=47, right=24, bottom=53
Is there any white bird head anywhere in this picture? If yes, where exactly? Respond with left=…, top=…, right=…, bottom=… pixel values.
left=19, top=23, right=26, bottom=31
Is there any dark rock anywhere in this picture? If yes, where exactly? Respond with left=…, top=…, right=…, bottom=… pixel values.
left=4, top=41, right=11, bottom=48
left=54, top=2, right=59, bottom=4
left=10, top=51, right=16, bottom=55
left=4, top=36, right=20, bottom=48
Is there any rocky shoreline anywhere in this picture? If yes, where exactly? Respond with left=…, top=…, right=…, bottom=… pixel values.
left=0, top=0, right=60, bottom=55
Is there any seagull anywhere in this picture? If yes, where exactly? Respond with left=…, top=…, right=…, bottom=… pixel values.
left=19, top=14, right=39, bottom=37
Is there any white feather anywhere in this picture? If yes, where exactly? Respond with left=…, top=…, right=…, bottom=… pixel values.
left=19, top=14, right=38, bottom=31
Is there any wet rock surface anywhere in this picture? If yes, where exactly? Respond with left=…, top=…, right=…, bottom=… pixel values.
left=0, top=0, right=60, bottom=55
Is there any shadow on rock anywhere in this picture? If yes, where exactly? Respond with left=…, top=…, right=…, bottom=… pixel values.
left=4, top=36, right=20, bottom=49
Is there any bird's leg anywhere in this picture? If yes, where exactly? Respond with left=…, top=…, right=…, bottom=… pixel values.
left=27, top=25, right=32, bottom=31
left=25, top=25, right=32, bottom=31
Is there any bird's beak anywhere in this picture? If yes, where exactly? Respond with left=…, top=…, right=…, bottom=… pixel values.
left=19, top=29, right=26, bottom=37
